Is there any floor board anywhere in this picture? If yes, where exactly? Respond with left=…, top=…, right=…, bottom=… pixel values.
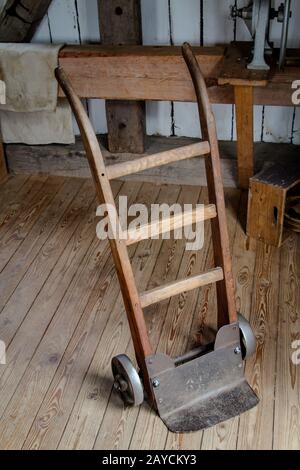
left=273, top=235, right=300, bottom=450
left=0, top=176, right=299, bottom=450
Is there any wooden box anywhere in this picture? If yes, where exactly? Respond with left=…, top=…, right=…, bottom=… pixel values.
left=247, top=160, right=300, bottom=247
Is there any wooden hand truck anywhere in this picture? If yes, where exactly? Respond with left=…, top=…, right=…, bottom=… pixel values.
left=56, top=43, right=258, bottom=433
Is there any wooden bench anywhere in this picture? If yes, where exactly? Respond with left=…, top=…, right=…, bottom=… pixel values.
left=58, top=43, right=300, bottom=190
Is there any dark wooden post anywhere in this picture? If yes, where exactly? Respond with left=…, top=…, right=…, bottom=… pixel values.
left=98, top=0, right=146, bottom=154
left=0, top=0, right=53, bottom=42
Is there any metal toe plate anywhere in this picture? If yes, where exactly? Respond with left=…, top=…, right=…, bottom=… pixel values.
left=146, top=324, right=259, bottom=433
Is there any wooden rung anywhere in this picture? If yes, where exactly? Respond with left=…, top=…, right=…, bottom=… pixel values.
left=107, top=141, right=210, bottom=180
left=140, top=268, right=224, bottom=308
left=125, top=204, right=216, bottom=246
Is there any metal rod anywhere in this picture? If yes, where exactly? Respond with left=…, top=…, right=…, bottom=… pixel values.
left=174, top=343, right=214, bottom=366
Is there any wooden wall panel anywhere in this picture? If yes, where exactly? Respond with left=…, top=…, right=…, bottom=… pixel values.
left=76, top=0, right=107, bottom=135
left=33, top=0, right=107, bottom=135
left=204, top=0, right=234, bottom=141
left=263, top=107, right=295, bottom=143
left=31, top=11, right=51, bottom=43
left=171, top=0, right=201, bottom=138
left=141, top=0, right=172, bottom=136
left=47, top=0, right=80, bottom=44
left=46, top=0, right=82, bottom=136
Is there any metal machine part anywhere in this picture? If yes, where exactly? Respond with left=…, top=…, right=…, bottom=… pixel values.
left=112, top=354, right=144, bottom=406
left=278, top=0, right=291, bottom=70
left=231, top=0, right=292, bottom=70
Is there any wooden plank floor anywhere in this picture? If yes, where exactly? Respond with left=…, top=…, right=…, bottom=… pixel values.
left=0, top=175, right=299, bottom=450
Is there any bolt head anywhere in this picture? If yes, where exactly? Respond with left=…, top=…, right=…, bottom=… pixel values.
left=234, top=346, right=241, bottom=355
left=113, top=381, right=121, bottom=392
left=152, top=379, right=160, bottom=388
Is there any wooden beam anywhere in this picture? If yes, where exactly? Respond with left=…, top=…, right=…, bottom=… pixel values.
left=58, top=45, right=299, bottom=106
left=58, top=45, right=226, bottom=103
left=98, top=0, right=145, bottom=153
left=235, top=86, right=254, bottom=189
left=0, top=0, right=52, bottom=42
left=8, top=137, right=299, bottom=188
left=5, top=136, right=239, bottom=188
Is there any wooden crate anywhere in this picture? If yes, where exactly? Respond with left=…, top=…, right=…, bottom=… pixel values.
left=247, top=160, right=300, bottom=247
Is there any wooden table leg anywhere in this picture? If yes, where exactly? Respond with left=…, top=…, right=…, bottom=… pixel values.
left=0, top=141, right=8, bottom=184
left=235, top=85, right=254, bottom=189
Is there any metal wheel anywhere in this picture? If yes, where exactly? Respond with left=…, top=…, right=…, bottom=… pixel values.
left=238, top=314, right=257, bottom=360
left=279, top=0, right=292, bottom=69
left=111, top=354, right=144, bottom=406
